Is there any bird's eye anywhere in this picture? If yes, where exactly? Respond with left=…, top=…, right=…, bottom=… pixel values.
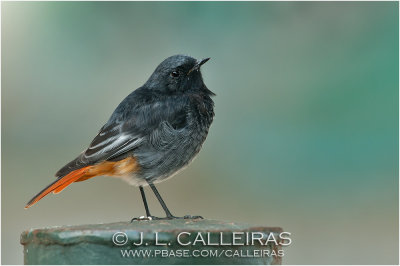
left=170, top=71, right=179, bottom=78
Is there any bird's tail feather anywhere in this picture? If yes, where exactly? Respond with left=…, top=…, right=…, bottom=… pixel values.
left=25, top=157, right=139, bottom=209
left=25, top=167, right=91, bottom=209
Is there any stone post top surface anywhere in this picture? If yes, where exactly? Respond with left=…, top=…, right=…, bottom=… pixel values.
left=21, top=219, right=283, bottom=246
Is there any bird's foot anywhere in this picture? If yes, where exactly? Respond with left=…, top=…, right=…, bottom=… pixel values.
left=131, top=215, right=153, bottom=222
left=167, top=215, right=204, bottom=220
left=183, top=215, right=203, bottom=219
left=131, top=215, right=203, bottom=222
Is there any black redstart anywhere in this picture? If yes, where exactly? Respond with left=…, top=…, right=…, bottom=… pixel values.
left=25, top=55, right=215, bottom=220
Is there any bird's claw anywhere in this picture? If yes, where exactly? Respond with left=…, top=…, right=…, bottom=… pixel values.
left=183, top=215, right=203, bottom=219
left=131, top=215, right=153, bottom=222
left=166, top=215, right=203, bottom=220
left=131, top=215, right=203, bottom=222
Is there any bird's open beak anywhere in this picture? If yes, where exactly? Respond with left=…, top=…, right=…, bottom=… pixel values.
left=187, top=57, right=210, bottom=75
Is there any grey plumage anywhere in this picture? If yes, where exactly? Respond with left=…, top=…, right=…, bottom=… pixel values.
left=56, top=55, right=215, bottom=186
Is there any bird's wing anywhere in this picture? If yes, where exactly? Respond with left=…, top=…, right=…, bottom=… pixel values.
left=55, top=95, right=188, bottom=178
left=55, top=122, right=144, bottom=178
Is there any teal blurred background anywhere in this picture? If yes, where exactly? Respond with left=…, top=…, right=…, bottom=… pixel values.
left=2, top=2, right=398, bottom=264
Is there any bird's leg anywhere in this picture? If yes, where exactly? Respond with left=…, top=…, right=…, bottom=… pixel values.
left=140, top=186, right=151, bottom=217
left=131, top=186, right=152, bottom=222
left=148, top=181, right=174, bottom=219
left=147, top=180, right=203, bottom=220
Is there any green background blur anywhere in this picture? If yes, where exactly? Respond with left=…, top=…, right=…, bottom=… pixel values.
left=2, top=2, right=398, bottom=264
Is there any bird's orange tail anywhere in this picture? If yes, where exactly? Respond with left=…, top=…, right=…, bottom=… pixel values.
left=24, top=166, right=91, bottom=209
left=25, top=157, right=139, bottom=209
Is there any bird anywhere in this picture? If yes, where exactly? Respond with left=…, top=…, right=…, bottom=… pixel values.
left=25, top=54, right=215, bottom=220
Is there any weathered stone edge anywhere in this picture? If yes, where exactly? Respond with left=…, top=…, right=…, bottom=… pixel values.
left=21, top=222, right=283, bottom=247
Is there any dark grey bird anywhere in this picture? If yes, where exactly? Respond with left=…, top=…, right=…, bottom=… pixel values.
left=25, top=55, right=215, bottom=220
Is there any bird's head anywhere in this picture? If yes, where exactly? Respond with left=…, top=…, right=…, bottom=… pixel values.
left=145, top=54, right=211, bottom=94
